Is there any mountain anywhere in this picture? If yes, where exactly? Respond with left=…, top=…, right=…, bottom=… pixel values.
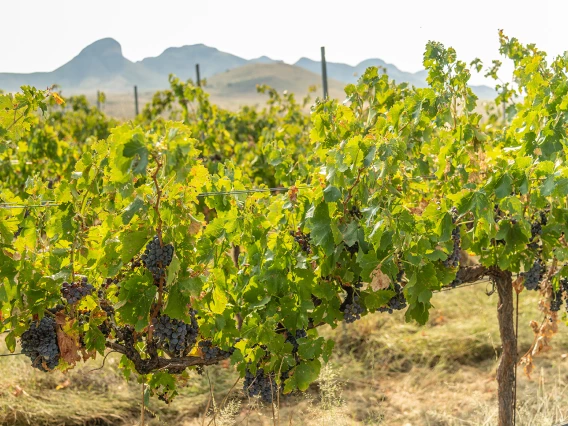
left=139, top=44, right=251, bottom=81
left=0, top=38, right=496, bottom=100
left=294, top=57, right=494, bottom=99
left=207, top=63, right=344, bottom=98
left=295, top=57, right=427, bottom=88
left=0, top=39, right=163, bottom=92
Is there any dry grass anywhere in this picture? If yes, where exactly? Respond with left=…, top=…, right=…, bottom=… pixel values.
left=1, top=286, right=567, bottom=425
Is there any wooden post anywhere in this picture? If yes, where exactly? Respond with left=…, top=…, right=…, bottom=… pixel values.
left=321, top=46, right=328, bottom=99
left=96, top=91, right=101, bottom=110
left=134, top=85, right=139, bottom=116
left=196, top=64, right=201, bottom=87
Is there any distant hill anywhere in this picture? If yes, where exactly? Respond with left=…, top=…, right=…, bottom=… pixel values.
left=139, top=44, right=249, bottom=81
left=0, top=38, right=496, bottom=100
left=207, top=63, right=344, bottom=98
left=0, top=39, right=163, bottom=92
left=294, top=58, right=494, bottom=99
left=295, top=57, right=427, bottom=88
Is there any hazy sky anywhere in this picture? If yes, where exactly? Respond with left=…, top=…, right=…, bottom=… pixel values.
left=2, top=0, right=566, bottom=85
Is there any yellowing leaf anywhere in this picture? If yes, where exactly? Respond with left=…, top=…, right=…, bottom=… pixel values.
left=51, top=92, right=65, bottom=105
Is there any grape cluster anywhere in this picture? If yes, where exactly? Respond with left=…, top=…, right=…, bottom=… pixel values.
left=550, top=278, right=568, bottom=312
left=530, top=222, right=542, bottom=240
left=344, top=293, right=363, bottom=323
left=243, top=368, right=276, bottom=403
left=521, top=259, right=545, bottom=291
left=289, top=230, right=311, bottom=254
left=349, top=205, right=363, bottom=219
left=529, top=211, right=547, bottom=248
left=285, top=329, right=307, bottom=353
left=550, top=290, right=564, bottom=312
left=152, top=311, right=198, bottom=355
left=345, top=241, right=359, bottom=256
left=141, top=236, right=174, bottom=282
left=20, top=317, right=60, bottom=372
left=61, top=277, right=94, bottom=304
left=443, top=226, right=461, bottom=268
left=97, top=302, right=114, bottom=337
left=561, top=278, right=568, bottom=294
left=379, top=282, right=407, bottom=314
left=47, top=304, right=65, bottom=314
left=198, top=340, right=232, bottom=361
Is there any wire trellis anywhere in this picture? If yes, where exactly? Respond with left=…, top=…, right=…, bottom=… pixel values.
left=0, top=186, right=313, bottom=210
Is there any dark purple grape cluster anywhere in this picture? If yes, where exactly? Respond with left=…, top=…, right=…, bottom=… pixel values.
left=289, top=230, right=311, bottom=254
left=198, top=340, right=232, bottom=361
left=529, top=211, right=547, bottom=245
left=530, top=222, right=542, bottom=240
left=141, top=236, right=174, bottom=282
left=345, top=241, right=359, bottom=256
left=349, top=206, right=363, bottom=219
left=243, top=368, right=276, bottom=403
left=443, top=226, right=461, bottom=268
left=561, top=278, right=568, bottom=293
left=379, top=282, right=407, bottom=314
left=47, top=304, right=65, bottom=314
left=539, top=211, right=548, bottom=226
left=521, top=259, right=545, bottom=291
left=344, top=293, right=363, bottom=323
left=20, top=316, right=60, bottom=372
left=285, top=329, right=307, bottom=353
left=61, top=277, right=94, bottom=304
left=550, top=290, right=563, bottom=312
left=152, top=311, right=198, bottom=355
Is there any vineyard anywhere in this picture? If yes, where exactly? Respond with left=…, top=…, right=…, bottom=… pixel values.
left=1, top=32, right=568, bottom=426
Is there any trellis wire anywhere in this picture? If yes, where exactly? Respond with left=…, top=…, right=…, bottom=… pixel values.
left=0, top=186, right=313, bottom=209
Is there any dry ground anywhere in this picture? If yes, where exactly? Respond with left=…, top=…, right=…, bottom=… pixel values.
left=1, top=285, right=567, bottom=426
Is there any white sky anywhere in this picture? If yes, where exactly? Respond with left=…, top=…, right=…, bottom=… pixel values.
left=2, top=0, right=566, bottom=85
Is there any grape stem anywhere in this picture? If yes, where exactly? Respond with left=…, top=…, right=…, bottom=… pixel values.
left=106, top=265, right=491, bottom=375
left=150, top=153, right=164, bottom=246
left=342, top=167, right=364, bottom=216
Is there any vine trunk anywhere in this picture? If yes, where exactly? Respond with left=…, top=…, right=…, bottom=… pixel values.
left=493, top=268, right=516, bottom=426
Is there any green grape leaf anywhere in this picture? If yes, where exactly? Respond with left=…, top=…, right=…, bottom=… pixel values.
left=307, top=202, right=336, bottom=256
left=292, top=359, right=321, bottom=391
left=123, top=134, right=149, bottom=176
left=323, top=186, right=342, bottom=202
left=116, top=275, right=157, bottom=332
left=120, top=230, right=150, bottom=263
left=122, top=197, right=146, bottom=225
left=84, top=325, right=106, bottom=355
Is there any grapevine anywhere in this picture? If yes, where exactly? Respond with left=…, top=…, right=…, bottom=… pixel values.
left=0, top=32, right=567, bottom=426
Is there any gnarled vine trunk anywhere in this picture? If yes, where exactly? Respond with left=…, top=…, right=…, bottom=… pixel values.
left=492, top=268, right=516, bottom=426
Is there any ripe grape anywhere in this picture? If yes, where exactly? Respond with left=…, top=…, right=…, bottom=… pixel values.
left=344, top=294, right=363, bottom=323
left=379, top=282, right=407, bottom=314
left=61, top=276, right=94, bottom=304
left=521, top=259, right=545, bottom=291
left=345, top=241, right=359, bottom=257
left=289, top=230, right=311, bottom=254
left=443, top=226, right=461, bottom=268
left=198, top=339, right=232, bottom=360
left=243, top=367, right=276, bottom=403
left=152, top=310, right=198, bottom=356
left=141, top=236, right=174, bottom=283
left=349, top=206, right=363, bottom=219
left=550, top=290, right=563, bottom=312
left=20, top=316, right=60, bottom=372
left=285, top=329, right=307, bottom=353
